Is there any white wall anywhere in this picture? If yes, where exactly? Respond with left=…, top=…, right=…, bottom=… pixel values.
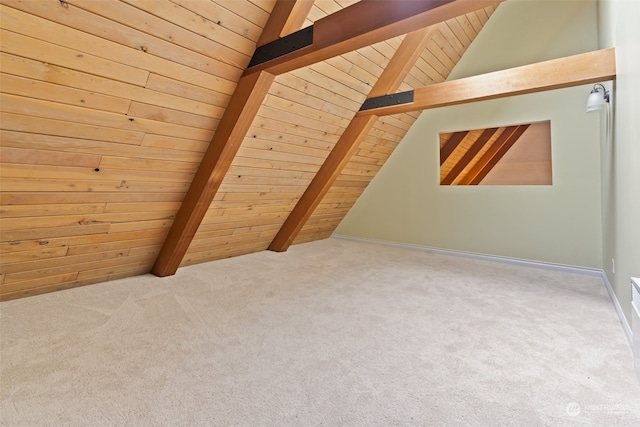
left=336, top=0, right=604, bottom=268
left=598, top=0, right=640, bottom=323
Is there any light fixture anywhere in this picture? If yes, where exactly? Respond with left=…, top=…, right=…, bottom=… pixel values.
left=586, top=83, right=610, bottom=112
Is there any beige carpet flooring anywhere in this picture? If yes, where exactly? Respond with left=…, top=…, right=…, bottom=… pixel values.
left=1, top=237, right=639, bottom=426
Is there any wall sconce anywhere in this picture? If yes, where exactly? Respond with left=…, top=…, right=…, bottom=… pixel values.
left=586, top=83, right=610, bottom=112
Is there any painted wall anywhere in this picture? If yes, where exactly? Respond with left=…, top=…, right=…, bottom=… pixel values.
left=597, top=0, right=640, bottom=323
left=335, top=0, right=604, bottom=268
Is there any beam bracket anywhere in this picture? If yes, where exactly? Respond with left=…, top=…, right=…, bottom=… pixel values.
left=359, top=90, right=414, bottom=111
left=248, top=26, right=314, bottom=68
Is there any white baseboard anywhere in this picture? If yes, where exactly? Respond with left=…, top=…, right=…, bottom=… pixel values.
left=331, top=234, right=632, bottom=348
left=332, top=234, right=603, bottom=275
left=601, top=273, right=633, bottom=347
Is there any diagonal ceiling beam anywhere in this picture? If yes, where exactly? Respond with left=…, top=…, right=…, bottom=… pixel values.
left=464, top=124, right=530, bottom=185
left=246, top=0, right=503, bottom=76
left=457, top=125, right=518, bottom=184
left=151, top=1, right=310, bottom=277
left=357, top=48, right=616, bottom=117
left=152, top=71, right=275, bottom=277
left=269, top=115, right=378, bottom=252
left=441, top=127, right=499, bottom=185
left=440, top=131, right=469, bottom=165
left=153, top=0, right=499, bottom=275
left=257, top=0, right=315, bottom=47
left=268, top=26, right=437, bottom=252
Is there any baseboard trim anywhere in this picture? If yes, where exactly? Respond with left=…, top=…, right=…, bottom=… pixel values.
left=332, top=234, right=603, bottom=276
left=601, top=272, right=633, bottom=347
left=331, top=234, right=632, bottom=347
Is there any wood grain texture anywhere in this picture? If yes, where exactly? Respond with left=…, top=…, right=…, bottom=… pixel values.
left=150, top=0, right=312, bottom=276
left=268, top=115, right=377, bottom=251
left=0, top=0, right=277, bottom=298
left=152, top=71, right=275, bottom=276
left=257, top=0, right=315, bottom=46
left=358, top=48, right=617, bottom=116
left=246, top=0, right=501, bottom=75
left=441, top=127, right=499, bottom=185
left=465, top=125, right=530, bottom=185
left=269, top=27, right=437, bottom=252
left=0, top=0, right=502, bottom=298
left=296, top=7, right=501, bottom=244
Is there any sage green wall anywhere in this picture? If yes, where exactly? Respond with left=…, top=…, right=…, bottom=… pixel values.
left=335, top=0, right=604, bottom=268
left=597, top=0, right=640, bottom=323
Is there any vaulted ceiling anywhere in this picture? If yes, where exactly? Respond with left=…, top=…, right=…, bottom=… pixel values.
left=0, top=0, right=615, bottom=300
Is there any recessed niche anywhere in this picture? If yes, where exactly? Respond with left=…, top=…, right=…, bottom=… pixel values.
left=439, top=121, right=552, bottom=185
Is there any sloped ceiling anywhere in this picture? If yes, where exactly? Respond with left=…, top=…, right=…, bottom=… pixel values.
left=1, top=0, right=503, bottom=299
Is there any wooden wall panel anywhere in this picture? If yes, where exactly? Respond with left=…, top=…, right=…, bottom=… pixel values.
left=0, top=0, right=272, bottom=300
left=181, top=1, right=357, bottom=264
left=183, top=32, right=396, bottom=264
left=295, top=7, right=499, bottom=244
left=1, top=0, right=499, bottom=299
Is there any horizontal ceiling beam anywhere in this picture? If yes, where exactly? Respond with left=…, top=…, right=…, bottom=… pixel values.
left=245, top=0, right=503, bottom=76
left=152, top=0, right=505, bottom=275
left=357, top=47, right=617, bottom=116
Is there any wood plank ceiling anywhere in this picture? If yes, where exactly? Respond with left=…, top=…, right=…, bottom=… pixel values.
left=1, top=0, right=502, bottom=299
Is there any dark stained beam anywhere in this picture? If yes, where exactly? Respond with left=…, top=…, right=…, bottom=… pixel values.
left=465, top=124, right=530, bottom=185
left=152, top=1, right=311, bottom=277
left=440, top=131, right=469, bottom=165
left=457, top=125, right=518, bottom=184
left=441, top=127, right=499, bottom=185
left=246, top=0, right=503, bottom=76
left=357, top=48, right=617, bottom=117
left=269, top=26, right=437, bottom=252
left=268, top=115, right=378, bottom=252
left=153, top=0, right=505, bottom=274
left=152, top=71, right=275, bottom=276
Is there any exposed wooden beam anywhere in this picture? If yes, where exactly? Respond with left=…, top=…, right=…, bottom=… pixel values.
left=268, top=116, right=377, bottom=252
left=368, top=28, right=438, bottom=97
left=357, top=48, right=617, bottom=117
left=268, top=27, right=437, bottom=252
left=465, top=124, right=530, bottom=185
left=152, top=2, right=310, bottom=277
left=246, top=0, right=503, bottom=76
left=457, top=125, right=518, bottom=185
left=440, top=131, right=469, bottom=165
left=152, top=71, right=275, bottom=277
left=153, top=0, right=504, bottom=274
left=257, top=0, right=315, bottom=47
left=441, top=127, right=499, bottom=185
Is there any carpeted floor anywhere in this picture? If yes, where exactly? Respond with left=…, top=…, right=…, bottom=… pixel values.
left=1, top=237, right=639, bottom=426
